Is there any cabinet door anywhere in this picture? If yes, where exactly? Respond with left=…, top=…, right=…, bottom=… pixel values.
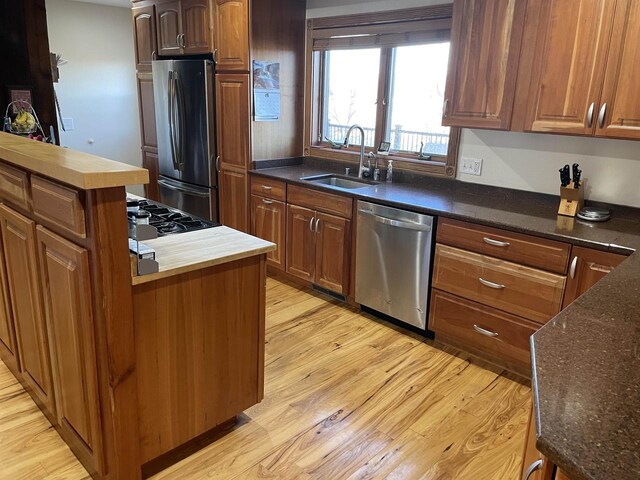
left=521, top=405, right=555, bottom=480
left=156, top=0, right=182, bottom=56
left=142, top=149, right=160, bottom=201
left=219, top=167, right=248, bottom=232
left=215, top=74, right=250, bottom=169
left=443, top=0, right=527, bottom=129
left=521, top=0, right=616, bottom=135
left=597, top=0, right=640, bottom=140
left=0, top=222, right=18, bottom=375
left=0, top=205, right=54, bottom=415
left=181, top=0, right=212, bottom=54
left=315, top=212, right=350, bottom=295
left=132, top=4, right=157, bottom=72
left=137, top=73, right=157, bottom=149
left=563, top=246, right=626, bottom=308
left=214, top=0, right=250, bottom=71
left=251, top=195, right=286, bottom=270
left=286, top=205, right=316, bottom=283
left=37, top=227, right=104, bottom=474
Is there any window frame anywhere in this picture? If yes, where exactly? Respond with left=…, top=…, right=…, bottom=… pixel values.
left=304, top=5, right=460, bottom=178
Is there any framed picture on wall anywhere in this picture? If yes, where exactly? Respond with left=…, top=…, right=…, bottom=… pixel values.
left=7, top=86, right=34, bottom=113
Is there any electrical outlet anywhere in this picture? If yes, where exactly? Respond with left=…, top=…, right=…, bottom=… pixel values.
left=62, top=117, right=74, bottom=131
left=460, top=157, right=483, bottom=176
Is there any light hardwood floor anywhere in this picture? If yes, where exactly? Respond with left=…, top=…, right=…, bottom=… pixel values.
left=0, top=276, right=531, bottom=480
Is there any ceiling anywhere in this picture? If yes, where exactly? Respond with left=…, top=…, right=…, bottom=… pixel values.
left=71, top=0, right=131, bottom=7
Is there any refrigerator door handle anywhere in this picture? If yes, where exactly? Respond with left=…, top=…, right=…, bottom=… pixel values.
left=158, top=178, right=210, bottom=198
left=175, top=74, right=187, bottom=172
left=167, top=71, right=179, bottom=171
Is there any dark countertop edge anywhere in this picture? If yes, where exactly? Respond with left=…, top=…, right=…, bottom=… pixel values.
left=249, top=168, right=637, bottom=255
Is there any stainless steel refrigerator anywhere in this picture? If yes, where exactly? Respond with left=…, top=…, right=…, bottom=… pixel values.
left=152, top=59, right=218, bottom=222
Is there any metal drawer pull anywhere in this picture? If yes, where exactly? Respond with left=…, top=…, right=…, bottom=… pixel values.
left=473, top=325, right=499, bottom=337
left=479, top=277, right=506, bottom=289
left=262, top=199, right=273, bottom=205
left=483, top=237, right=510, bottom=247
left=598, top=103, right=607, bottom=129
left=523, top=459, right=544, bottom=480
left=358, top=209, right=432, bottom=232
left=309, top=217, right=315, bottom=232
left=586, top=102, right=595, bottom=128
left=314, top=218, right=321, bottom=233
left=569, top=256, right=579, bottom=279
left=261, top=185, right=273, bottom=190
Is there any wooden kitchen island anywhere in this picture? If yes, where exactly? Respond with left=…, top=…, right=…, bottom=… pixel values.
left=0, top=133, right=274, bottom=479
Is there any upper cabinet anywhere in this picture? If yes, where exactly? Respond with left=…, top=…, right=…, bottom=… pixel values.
left=155, top=0, right=213, bottom=56
left=214, top=0, right=250, bottom=71
left=443, top=0, right=527, bottom=130
left=132, top=4, right=158, bottom=71
left=518, top=0, right=616, bottom=136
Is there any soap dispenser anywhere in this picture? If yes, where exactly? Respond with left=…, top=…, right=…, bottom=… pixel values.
left=386, top=159, right=393, bottom=183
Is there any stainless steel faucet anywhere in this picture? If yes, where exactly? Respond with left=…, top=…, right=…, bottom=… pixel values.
left=343, top=125, right=369, bottom=179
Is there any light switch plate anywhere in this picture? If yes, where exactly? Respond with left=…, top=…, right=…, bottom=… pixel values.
left=61, top=117, right=74, bottom=131
left=460, top=157, right=483, bottom=176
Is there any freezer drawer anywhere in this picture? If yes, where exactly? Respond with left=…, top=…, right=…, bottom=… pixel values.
left=355, top=201, right=434, bottom=330
left=158, top=176, right=218, bottom=222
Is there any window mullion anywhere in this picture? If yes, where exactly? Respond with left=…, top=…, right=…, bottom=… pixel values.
left=374, top=47, right=392, bottom=150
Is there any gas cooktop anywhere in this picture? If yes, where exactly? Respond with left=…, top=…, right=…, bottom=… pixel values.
left=127, top=197, right=219, bottom=237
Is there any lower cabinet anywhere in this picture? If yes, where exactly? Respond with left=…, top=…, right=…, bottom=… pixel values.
left=0, top=220, right=18, bottom=375
left=286, top=203, right=351, bottom=295
left=521, top=405, right=556, bottom=480
left=142, top=149, right=160, bottom=201
left=219, top=167, right=248, bottom=232
left=250, top=194, right=286, bottom=270
left=0, top=205, right=54, bottom=417
left=37, top=226, right=104, bottom=474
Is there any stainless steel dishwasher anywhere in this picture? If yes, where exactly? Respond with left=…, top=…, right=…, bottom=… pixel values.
left=355, top=201, right=434, bottom=330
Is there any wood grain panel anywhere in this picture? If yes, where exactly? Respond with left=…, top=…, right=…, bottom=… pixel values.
left=156, top=0, right=182, bottom=55
left=521, top=0, right=615, bottom=135
left=142, top=149, right=160, bottom=201
left=31, top=176, right=86, bottom=239
left=0, top=205, right=54, bottom=417
left=433, top=244, right=565, bottom=324
left=36, top=226, right=103, bottom=474
left=437, top=218, right=571, bottom=274
left=137, top=72, right=157, bottom=149
left=214, top=0, right=250, bottom=71
left=216, top=74, right=251, bottom=169
left=597, top=0, right=640, bottom=139
left=0, top=219, right=18, bottom=376
left=181, top=0, right=212, bottom=54
left=0, top=163, right=30, bottom=211
left=219, top=167, right=248, bottom=232
left=443, top=0, right=527, bottom=129
left=430, top=289, right=539, bottom=375
left=134, top=256, right=265, bottom=463
left=287, top=184, right=353, bottom=219
left=563, top=246, right=626, bottom=308
left=250, top=175, right=286, bottom=202
left=132, top=4, right=157, bottom=72
left=315, top=212, right=350, bottom=295
left=286, top=204, right=316, bottom=283
left=251, top=195, right=286, bottom=271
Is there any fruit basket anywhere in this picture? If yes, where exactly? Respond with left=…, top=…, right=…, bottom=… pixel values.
left=3, top=101, right=47, bottom=138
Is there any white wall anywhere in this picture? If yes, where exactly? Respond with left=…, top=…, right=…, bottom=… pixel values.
left=307, top=0, right=640, bottom=208
left=46, top=0, right=144, bottom=195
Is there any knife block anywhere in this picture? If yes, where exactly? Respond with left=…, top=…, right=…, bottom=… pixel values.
left=558, top=182, right=584, bottom=217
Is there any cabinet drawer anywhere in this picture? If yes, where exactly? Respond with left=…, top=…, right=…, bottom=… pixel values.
left=250, top=176, right=286, bottom=201
left=0, top=163, right=30, bottom=211
left=437, top=218, right=571, bottom=274
left=430, top=289, right=539, bottom=373
left=287, top=184, right=352, bottom=219
left=433, top=244, right=565, bottom=324
left=31, top=176, right=86, bottom=239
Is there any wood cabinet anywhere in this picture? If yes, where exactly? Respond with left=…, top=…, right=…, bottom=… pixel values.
left=0, top=205, right=54, bottom=417
left=521, top=405, right=556, bottom=480
left=286, top=202, right=351, bottom=296
left=563, top=246, right=626, bottom=308
left=136, top=72, right=159, bottom=198
left=36, top=227, right=104, bottom=474
left=155, top=0, right=213, bottom=56
left=156, top=0, right=182, bottom=55
left=214, top=0, right=250, bottom=72
left=443, top=0, right=527, bottom=130
left=132, top=4, right=157, bottom=72
left=251, top=195, right=286, bottom=270
left=219, top=167, right=248, bottom=232
left=142, top=150, right=160, bottom=201
left=0, top=222, right=18, bottom=375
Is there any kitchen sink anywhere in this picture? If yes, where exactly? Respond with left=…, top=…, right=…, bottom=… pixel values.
left=300, top=174, right=375, bottom=190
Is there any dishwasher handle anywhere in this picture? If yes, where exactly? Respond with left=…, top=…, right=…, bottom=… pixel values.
left=358, top=209, right=432, bottom=232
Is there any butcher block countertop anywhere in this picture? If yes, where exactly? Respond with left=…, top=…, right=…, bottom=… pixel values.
left=131, top=226, right=276, bottom=285
left=0, top=132, right=148, bottom=189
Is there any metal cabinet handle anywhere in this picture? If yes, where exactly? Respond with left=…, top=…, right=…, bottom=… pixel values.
left=261, top=185, right=273, bottom=191
left=213, top=48, right=218, bottom=64
left=309, top=217, right=315, bottom=232
left=152, top=50, right=157, bottom=61
left=479, top=277, right=506, bottom=289
left=570, top=256, right=579, bottom=279
left=598, top=103, right=607, bottom=129
left=443, top=98, right=449, bottom=118
left=483, top=237, right=510, bottom=248
left=215, top=155, right=220, bottom=171
left=314, top=218, right=321, bottom=233
left=473, top=324, right=499, bottom=337
left=586, top=102, right=595, bottom=128
left=523, top=459, right=544, bottom=480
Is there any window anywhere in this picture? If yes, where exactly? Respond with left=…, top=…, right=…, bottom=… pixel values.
left=307, top=6, right=459, bottom=175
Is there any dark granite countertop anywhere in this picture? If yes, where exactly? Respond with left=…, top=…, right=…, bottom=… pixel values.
left=251, top=158, right=640, bottom=480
